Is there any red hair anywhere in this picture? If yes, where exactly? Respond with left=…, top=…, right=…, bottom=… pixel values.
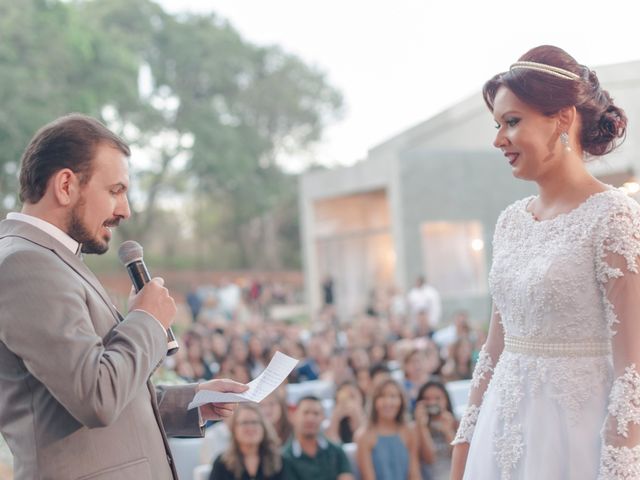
left=483, top=45, right=627, bottom=157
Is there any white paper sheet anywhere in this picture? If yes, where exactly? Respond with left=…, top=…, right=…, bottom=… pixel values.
left=187, top=351, right=299, bottom=409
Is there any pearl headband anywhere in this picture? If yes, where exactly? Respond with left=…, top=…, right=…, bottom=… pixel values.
left=510, top=61, right=580, bottom=81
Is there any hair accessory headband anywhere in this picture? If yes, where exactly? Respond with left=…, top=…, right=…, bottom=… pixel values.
left=510, top=61, right=580, bottom=81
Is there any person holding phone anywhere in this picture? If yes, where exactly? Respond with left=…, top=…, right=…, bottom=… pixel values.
left=414, top=381, right=457, bottom=480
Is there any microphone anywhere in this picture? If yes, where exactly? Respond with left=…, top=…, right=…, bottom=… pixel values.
left=118, top=240, right=179, bottom=356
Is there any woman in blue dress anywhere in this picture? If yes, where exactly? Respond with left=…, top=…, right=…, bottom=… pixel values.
left=356, top=378, right=421, bottom=479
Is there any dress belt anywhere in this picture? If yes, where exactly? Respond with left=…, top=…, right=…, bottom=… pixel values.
left=504, top=335, right=610, bottom=357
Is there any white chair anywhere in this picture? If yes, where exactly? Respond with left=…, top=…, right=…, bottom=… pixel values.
left=193, top=463, right=213, bottom=480
left=286, top=380, right=335, bottom=405
left=445, top=379, right=471, bottom=419
left=342, top=442, right=360, bottom=480
left=168, top=437, right=204, bottom=480
left=321, top=398, right=335, bottom=418
left=390, top=368, right=405, bottom=383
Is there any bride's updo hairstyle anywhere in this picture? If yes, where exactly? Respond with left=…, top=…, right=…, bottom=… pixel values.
left=483, top=45, right=627, bottom=157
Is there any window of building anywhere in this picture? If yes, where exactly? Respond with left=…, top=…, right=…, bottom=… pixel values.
left=420, top=221, right=487, bottom=297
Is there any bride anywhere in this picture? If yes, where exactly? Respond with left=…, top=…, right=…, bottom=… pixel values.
left=450, top=45, right=636, bottom=479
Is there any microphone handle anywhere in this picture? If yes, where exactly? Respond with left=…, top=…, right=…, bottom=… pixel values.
left=127, top=260, right=179, bottom=356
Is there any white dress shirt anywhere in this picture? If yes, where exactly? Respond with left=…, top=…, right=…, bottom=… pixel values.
left=7, top=212, right=81, bottom=254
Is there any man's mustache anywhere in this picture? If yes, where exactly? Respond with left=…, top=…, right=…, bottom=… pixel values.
left=104, top=217, right=122, bottom=228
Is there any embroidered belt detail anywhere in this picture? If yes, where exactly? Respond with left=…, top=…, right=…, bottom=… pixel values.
left=504, top=335, right=610, bottom=357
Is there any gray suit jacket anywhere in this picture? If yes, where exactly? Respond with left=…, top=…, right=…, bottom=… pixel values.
left=0, top=219, right=203, bottom=480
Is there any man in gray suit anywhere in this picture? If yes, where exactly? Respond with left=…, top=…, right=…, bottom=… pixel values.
left=0, top=114, right=247, bottom=479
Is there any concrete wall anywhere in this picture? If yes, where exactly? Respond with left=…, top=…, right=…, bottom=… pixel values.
left=300, top=59, right=640, bottom=324
left=398, top=149, right=535, bottom=323
left=299, top=155, right=398, bottom=317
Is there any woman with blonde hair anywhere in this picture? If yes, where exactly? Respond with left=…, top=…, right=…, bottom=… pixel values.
left=209, top=403, right=286, bottom=480
left=356, top=378, right=421, bottom=480
left=259, top=389, right=293, bottom=445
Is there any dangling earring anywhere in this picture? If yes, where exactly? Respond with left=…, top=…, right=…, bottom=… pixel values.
left=560, top=132, right=571, bottom=152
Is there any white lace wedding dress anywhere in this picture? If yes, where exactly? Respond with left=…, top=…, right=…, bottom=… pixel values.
left=453, top=189, right=640, bottom=480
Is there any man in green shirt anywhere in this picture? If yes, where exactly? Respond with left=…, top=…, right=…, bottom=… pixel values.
left=283, top=395, right=354, bottom=480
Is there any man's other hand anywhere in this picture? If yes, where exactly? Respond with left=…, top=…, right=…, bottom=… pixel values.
left=197, top=379, right=249, bottom=421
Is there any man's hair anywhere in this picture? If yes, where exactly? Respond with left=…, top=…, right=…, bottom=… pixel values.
left=296, top=395, right=322, bottom=408
left=369, top=362, right=391, bottom=378
left=19, top=113, right=130, bottom=203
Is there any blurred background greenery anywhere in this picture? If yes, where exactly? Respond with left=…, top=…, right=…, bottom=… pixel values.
left=0, top=0, right=343, bottom=271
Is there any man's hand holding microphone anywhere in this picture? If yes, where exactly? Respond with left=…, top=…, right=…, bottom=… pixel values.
left=120, top=240, right=248, bottom=420
left=128, top=276, right=177, bottom=333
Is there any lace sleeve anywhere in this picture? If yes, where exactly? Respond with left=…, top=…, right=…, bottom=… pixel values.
left=452, top=304, right=504, bottom=445
left=596, top=197, right=640, bottom=480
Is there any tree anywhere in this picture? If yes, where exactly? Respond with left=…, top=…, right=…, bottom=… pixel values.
left=0, top=0, right=343, bottom=269
left=0, top=0, right=144, bottom=213
left=147, top=13, right=342, bottom=267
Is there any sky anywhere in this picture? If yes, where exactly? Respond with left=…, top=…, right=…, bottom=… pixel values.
left=159, top=0, right=640, bottom=171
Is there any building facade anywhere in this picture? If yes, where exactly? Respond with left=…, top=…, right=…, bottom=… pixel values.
left=300, top=60, right=640, bottom=325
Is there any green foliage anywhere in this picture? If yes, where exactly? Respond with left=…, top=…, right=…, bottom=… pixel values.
left=0, top=0, right=343, bottom=269
left=0, top=0, right=132, bottom=208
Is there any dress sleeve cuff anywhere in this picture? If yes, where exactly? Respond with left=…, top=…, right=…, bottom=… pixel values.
left=598, top=444, right=640, bottom=479
left=452, top=404, right=481, bottom=445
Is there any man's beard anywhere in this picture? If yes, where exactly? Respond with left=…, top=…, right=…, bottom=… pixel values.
left=67, top=200, right=111, bottom=255
left=301, top=429, right=318, bottom=440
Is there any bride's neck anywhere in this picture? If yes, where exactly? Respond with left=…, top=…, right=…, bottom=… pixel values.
left=535, top=164, right=599, bottom=206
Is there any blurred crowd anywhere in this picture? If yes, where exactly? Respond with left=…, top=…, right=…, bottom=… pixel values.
left=159, top=276, right=487, bottom=480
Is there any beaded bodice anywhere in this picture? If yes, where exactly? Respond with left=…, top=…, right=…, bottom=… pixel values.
left=489, top=191, right=614, bottom=343
left=453, top=188, right=640, bottom=480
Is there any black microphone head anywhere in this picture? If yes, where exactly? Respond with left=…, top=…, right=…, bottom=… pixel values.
left=118, top=240, right=144, bottom=266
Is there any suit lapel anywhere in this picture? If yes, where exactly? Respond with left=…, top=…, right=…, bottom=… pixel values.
left=147, top=381, right=179, bottom=479
left=56, top=251, right=123, bottom=322
left=0, top=219, right=122, bottom=323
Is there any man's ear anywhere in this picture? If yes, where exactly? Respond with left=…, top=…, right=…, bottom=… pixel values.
left=556, top=105, right=577, bottom=134
left=50, top=169, right=80, bottom=206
